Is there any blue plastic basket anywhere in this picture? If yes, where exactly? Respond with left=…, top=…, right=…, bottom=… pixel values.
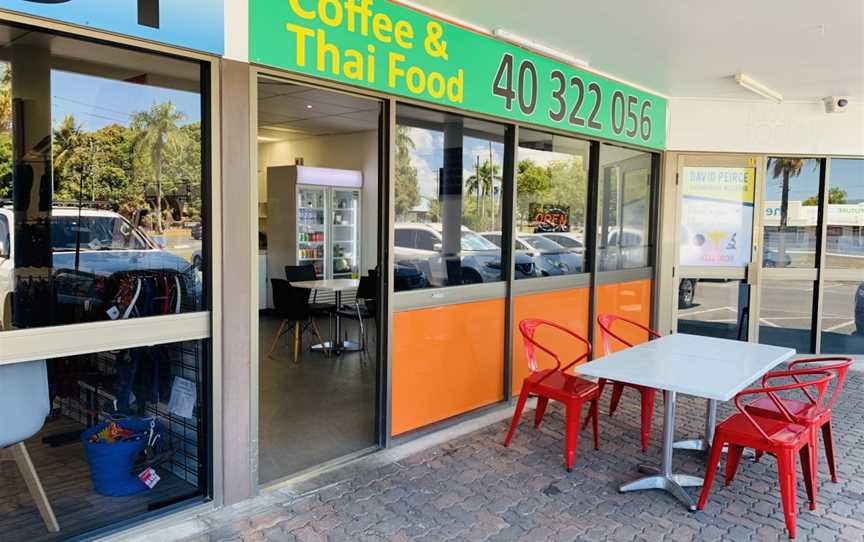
left=81, top=418, right=162, bottom=497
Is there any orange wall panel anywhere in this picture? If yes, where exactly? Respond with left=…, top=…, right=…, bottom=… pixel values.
left=392, top=299, right=505, bottom=436
left=511, top=288, right=590, bottom=396
left=594, top=279, right=653, bottom=355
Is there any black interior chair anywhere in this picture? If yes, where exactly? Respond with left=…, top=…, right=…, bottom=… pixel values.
left=337, top=269, right=377, bottom=353
left=269, top=278, right=327, bottom=363
left=285, top=265, right=336, bottom=315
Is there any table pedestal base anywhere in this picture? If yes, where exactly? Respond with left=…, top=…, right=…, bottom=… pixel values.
left=620, top=465, right=703, bottom=510
left=618, top=390, right=701, bottom=511
left=673, top=399, right=754, bottom=459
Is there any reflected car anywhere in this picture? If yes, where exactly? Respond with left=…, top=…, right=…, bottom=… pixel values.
left=855, top=283, right=864, bottom=334
left=538, top=232, right=584, bottom=254
left=394, top=261, right=429, bottom=291
left=679, top=278, right=698, bottom=308
left=763, top=248, right=792, bottom=268
left=518, top=235, right=584, bottom=276
left=481, top=232, right=584, bottom=277
left=394, top=223, right=538, bottom=287
left=0, top=207, right=201, bottom=329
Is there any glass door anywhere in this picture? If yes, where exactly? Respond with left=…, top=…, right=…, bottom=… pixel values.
left=297, top=186, right=327, bottom=278
left=331, top=189, right=360, bottom=278
left=673, top=155, right=762, bottom=342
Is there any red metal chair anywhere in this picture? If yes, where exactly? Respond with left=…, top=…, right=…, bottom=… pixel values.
left=504, top=319, right=600, bottom=472
left=698, top=369, right=835, bottom=539
left=746, top=356, right=853, bottom=483
left=594, top=314, right=661, bottom=452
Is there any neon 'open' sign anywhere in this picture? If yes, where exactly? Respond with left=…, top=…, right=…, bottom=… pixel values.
left=24, top=0, right=160, bottom=28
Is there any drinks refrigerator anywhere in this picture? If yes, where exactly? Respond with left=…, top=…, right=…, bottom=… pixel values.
left=296, top=185, right=361, bottom=279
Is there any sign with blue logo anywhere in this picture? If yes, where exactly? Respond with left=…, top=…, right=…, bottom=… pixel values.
left=0, top=0, right=223, bottom=55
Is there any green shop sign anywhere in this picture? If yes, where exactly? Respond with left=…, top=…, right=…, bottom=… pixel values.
left=250, top=0, right=667, bottom=149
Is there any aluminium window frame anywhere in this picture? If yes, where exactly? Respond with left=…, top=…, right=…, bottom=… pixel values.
left=0, top=9, right=223, bottom=536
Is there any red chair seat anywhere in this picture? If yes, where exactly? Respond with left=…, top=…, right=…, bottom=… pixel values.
left=745, top=397, right=825, bottom=423
left=527, top=370, right=598, bottom=399
left=717, top=413, right=808, bottom=447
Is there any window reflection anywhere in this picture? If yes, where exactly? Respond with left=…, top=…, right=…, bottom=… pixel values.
left=0, top=33, right=206, bottom=332
left=597, top=144, right=653, bottom=271
left=677, top=279, right=749, bottom=340
left=393, top=104, right=523, bottom=290
left=763, top=158, right=821, bottom=268
left=513, top=129, right=588, bottom=278
left=821, top=280, right=864, bottom=353
left=826, top=159, right=864, bottom=269
left=759, top=280, right=815, bottom=353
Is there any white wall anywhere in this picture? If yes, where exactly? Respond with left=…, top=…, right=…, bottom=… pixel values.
left=667, top=98, right=864, bottom=156
left=224, top=0, right=249, bottom=62
left=258, top=131, right=380, bottom=274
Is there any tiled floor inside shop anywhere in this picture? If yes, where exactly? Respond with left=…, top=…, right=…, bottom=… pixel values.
left=258, top=311, right=378, bottom=484
left=164, top=363, right=864, bottom=542
left=0, top=417, right=199, bottom=542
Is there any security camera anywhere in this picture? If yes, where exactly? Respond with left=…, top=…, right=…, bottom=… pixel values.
left=823, top=96, right=850, bottom=113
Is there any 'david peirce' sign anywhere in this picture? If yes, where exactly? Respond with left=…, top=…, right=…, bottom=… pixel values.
left=250, top=0, right=667, bottom=150
left=0, top=0, right=224, bottom=54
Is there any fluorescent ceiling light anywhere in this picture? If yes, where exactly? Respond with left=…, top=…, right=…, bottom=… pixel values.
left=493, top=28, right=589, bottom=69
left=296, top=166, right=363, bottom=188
left=260, top=125, right=306, bottom=134
left=257, top=135, right=282, bottom=142
left=735, top=72, right=783, bottom=103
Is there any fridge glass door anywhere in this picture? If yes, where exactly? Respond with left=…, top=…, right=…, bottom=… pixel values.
left=297, top=186, right=326, bottom=278
left=331, top=189, right=360, bottom=278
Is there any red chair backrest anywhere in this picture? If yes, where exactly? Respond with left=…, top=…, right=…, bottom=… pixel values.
left=786, top=357, right=853, bottom=410
left=735, top=369, right=835, bottom=443
left=519, top=319, right=591, bottom=375
left=596, top=314, right=661, bottom=356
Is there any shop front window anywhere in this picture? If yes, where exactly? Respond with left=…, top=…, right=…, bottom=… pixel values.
left=0, top=21, right=211, bottom=542
left=0, top=340, right=208, bottom=541
left=763, top=158, right=821, bottom=268
left=394, top=104, right=512, bottom=290
left=597, top=144, right=653, bottom=271
left=513, top=129, right=589, bottom=278
left=0, top=27, right=207, bottom=332
left=825, top=159, right=864, bottom=270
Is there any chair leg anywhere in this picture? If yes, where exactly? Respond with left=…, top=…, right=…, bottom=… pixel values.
left=310, top=318, right=329, bottom=357
left=292, top=322, right=301, bottom=363
left=822, top=421, right=838, bottom=483
left=697, top=434, right=725, bottom=510
left=564, top=401, right=582, bottom=472
left=10, top=443, right=59, bottom=533
left=777, top=449, right=799, bottom=539
left=268, top=320, right=288, bottom=358
left=639, top=388, right=656, bottom=452
left=584, top=378, right=606, bottom=430
left=609, top=383, right=624, bottom=416
left=799, top=443, right=816, bottom=511
left=504, top=384, right=530, bottom=448
left=534, top=397, right=549, bottom=428
left=591, top=397, right=600, bottom=450
left=725, top=445, right=744, bottom=486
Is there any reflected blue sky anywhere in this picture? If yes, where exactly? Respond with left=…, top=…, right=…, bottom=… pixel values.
left=51, top=70, right=201, bottom=130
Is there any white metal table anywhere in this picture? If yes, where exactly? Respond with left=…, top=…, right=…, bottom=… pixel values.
left=292, top=279, right=360, bottom=354
left=577, top=333, right=794, bottom=510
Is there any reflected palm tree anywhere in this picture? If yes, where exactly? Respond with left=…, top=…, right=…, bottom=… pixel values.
left=768, top=157, right=807, bottom=264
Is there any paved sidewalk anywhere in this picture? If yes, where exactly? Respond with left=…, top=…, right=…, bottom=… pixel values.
left=160, top=368, right=864, bottom=542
